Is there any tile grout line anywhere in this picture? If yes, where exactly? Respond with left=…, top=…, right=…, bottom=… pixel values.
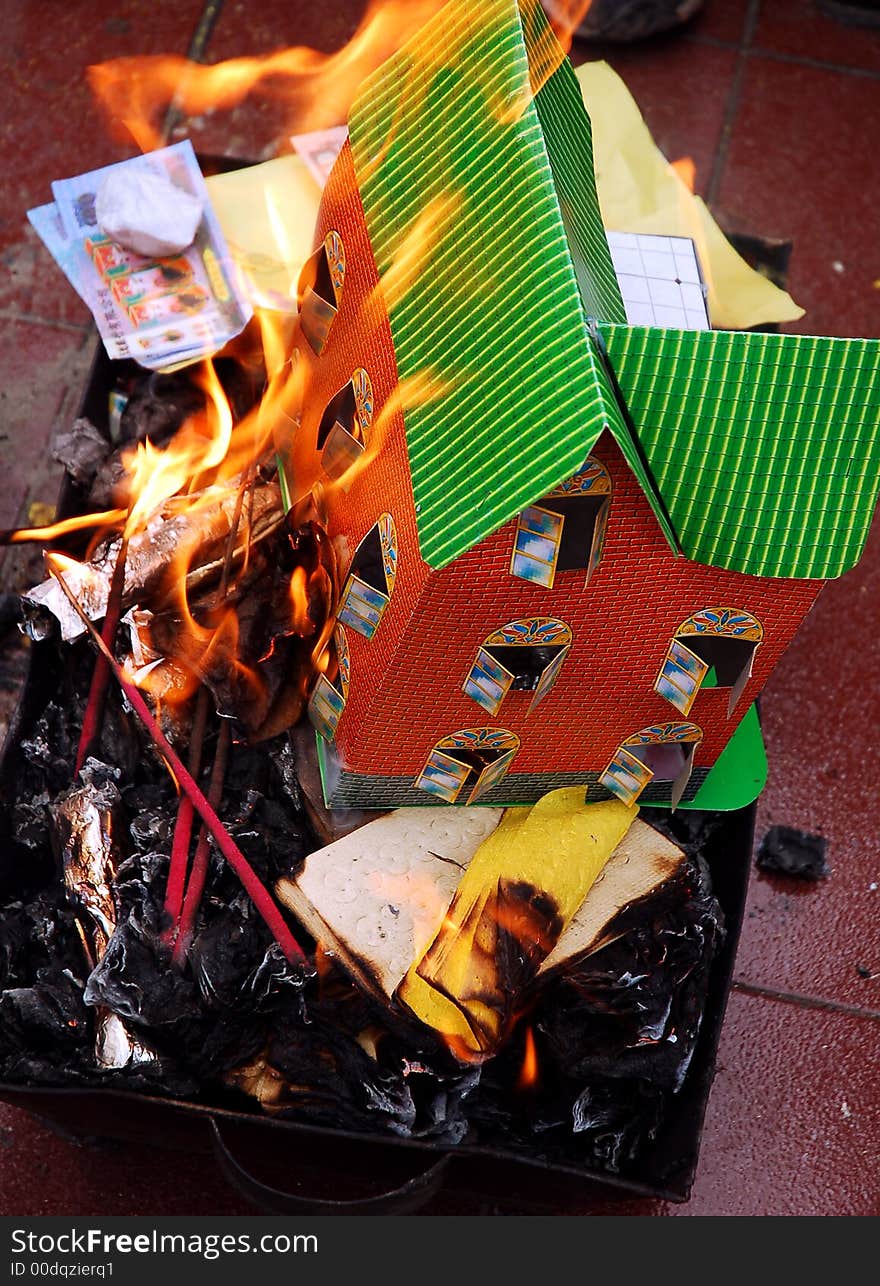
left=704, top=0, right=762, bottom=209
left=732, top=978, right=880, bottom=1022
left=0, top=310, right=91, bottom=335
left=686, top=32, right=880, bottom=80
left=749, top=44, right=880, bottom=81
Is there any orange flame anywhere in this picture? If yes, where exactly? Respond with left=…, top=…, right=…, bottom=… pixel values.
left=671, top=156, right=696, bottom=193
left=57, top=1, right=589, bottom=730
left=518, top=1026, right=539, bottom=1090
left=87, top=1, right=449, bottom=151
left=1, top=508, right=126, bottom=546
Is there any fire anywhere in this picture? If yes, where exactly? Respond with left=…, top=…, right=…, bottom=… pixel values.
left=86, top=1, right=450, bottom=152
left=123, top=362, right=233, bottom=538
left=22, top=1, right=592, bottom=735
left=671, top=156, right=696, bottom=193
left=541, top=0, right=595, bottom=44
left=368, top=193, right=464, bottom=316
left=517, top=1025, right=539, bottom=1090
left=288, top=566, right=312, bottom=635
left=0, top=508, right=126, bottom=546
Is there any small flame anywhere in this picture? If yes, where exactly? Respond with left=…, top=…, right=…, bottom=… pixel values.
left=517, top=1026, right=539, bottom=1090
left=671, top=156, right=696, bottom=193
left=288, top=565, right=312, bottom=635
left=1, top=508, right=126, bottom=545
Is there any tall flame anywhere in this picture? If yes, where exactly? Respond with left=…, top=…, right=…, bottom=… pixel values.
left=38, top=0, right=601, bottom=726
left=87, top=1, right=450, bottom=151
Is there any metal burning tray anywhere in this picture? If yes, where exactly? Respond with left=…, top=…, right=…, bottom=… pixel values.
left=0, top=342, right=755, bottom=1214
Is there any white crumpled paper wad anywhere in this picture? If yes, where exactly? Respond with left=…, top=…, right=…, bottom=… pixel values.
left=96, top=168, right=204, bottom=258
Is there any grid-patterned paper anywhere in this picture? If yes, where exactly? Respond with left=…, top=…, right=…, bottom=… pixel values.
left=607, top=232, right=710, bottom=331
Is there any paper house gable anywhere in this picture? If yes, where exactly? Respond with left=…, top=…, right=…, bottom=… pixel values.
left=285, top=0, right=880, bottom=810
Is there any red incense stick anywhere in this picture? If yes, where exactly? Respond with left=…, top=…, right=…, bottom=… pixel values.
left=48, top=558, right=308, bottom=968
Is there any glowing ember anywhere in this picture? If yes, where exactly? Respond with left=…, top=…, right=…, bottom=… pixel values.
left=518, top=1026, right=539, bottom=1090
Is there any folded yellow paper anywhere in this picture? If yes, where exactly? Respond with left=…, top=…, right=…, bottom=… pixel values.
left=397, top=789, right=638, bottom=1061
left=205, top=155, right=321, bottom=312
left=577, top=60, right=804, bottom=331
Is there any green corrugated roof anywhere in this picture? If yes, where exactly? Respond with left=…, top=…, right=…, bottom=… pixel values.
left=348, top=0, right=625, bottom=569
left=603, top=324, right=880, bottom=579
left=347, top=0, right=880, bottom=581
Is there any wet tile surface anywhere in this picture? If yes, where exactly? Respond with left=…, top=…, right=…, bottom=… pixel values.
left=184, top=0, right=382, bottom=160
left=0, top=319, right=91, bottom=535
left=736, top=518, right=880, bottom=1012
left=668, top=991, right=880, bottom=1216
left=688, top=0, right=753, bottom=45
left=754, top=0, right=880, bottom=72
left=715, top=54, right=880, bottom=338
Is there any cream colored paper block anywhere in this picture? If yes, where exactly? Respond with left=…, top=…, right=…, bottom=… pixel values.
left=276, top=807, right=503, bottom=999
left=278, top=811, right=686, bottom=1004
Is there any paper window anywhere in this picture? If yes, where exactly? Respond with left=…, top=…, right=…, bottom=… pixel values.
left=337, top=514, right=397, bottom=641
left=414, top=750, right=472, bottom=804
left=654, top=638, right=708, bottom=716
left=415, top=728, right=520, bottom=804
left=599, top=747, right=654, bottom=807
left=463, top=619, right=572, bottom=715
left=511, top=457, right=611, bottom=589
left=297, top=230, right=345, bottom=355
left=317, top=368, right=373, bottom=481
left=511, top=505, right=562, bottom=586
left=308, top=676, right=346, bottom=742
left=528, top=643, right=571, bottom=714
left=307, top=624, right=350, bottom=741
left=603, top=722, right=703, bottom=808
left=656, top=609, right=763, bottom=717
left=338, top=575, right=388, bottom=640
left=470, top=749, right=518, bottom=803
left=463, top=648, right=514, bottom=716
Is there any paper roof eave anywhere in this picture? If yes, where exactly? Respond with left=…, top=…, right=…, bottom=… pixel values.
left=603, top=322, right=880, bottom=581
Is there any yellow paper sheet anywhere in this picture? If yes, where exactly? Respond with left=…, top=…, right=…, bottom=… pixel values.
left=398, top=790, right=638, bottom=1059
left=577, top=61, right=804, bottom=330
left=205, top=64, right=802, bottom=333
left=206, top=155, right=321, bottom=313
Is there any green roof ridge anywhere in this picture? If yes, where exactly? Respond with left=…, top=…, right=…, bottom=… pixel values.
left=348, top=0, right=622, bottom=569
left=603, top=323, right=880, bottom=579
left=520, top=1, right=625, bottom=326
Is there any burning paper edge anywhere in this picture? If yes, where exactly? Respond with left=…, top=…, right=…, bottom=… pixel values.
left=23, top=562, right=112, bottom=642
left=276, top=811, right=687, bottom=1009
left=578, top=60, right=805, bottom=330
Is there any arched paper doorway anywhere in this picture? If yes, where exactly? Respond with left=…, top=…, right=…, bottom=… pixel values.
left=463, top=617, right=572, bottom=716
left=655, top=608, right=763, bottom=718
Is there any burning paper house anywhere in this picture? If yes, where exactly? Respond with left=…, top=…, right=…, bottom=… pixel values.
left=0, top=0, right=818, bottom=1193
left=285, top=0, right=880, bottom=812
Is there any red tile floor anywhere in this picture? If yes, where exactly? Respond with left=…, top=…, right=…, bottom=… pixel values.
left=0, top=0, right=878, bottom=1217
